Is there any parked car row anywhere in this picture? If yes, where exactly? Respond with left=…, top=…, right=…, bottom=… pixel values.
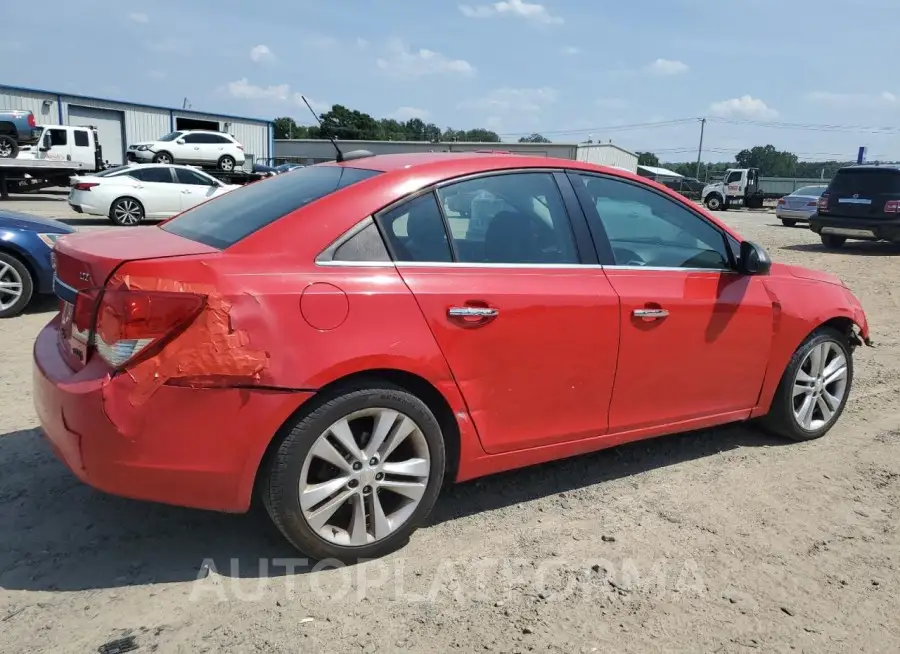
left=127, top=130, right=247, bottom=172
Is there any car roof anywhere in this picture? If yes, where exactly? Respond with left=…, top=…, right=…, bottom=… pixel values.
left=838, top=164, right=900, bottom=172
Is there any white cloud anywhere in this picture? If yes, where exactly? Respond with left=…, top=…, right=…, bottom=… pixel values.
left=806, top=90, right=898, bottom=107
left=390, top=106, right=431, bottom=121
left=376, top=39, right=475, bottom=79
left=355, top=37, right=369, bottom=50
left=293, top=94, right=330, bottom=114
left=128, top=12, right=149, bottom=23
left=459, top=0, right=563, bottom=24
left=459, top=87, right=558, bottom=114
left=225, top=78, right=291, bottom=101
left=708, top=95, right=778, bottom=119
left=646, top=58, right=688, bottom=75
left=249, top=44, right=276, bottom=63
left=560, top=45, right=579, bottom=55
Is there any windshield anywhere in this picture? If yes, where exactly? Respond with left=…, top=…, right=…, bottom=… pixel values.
left=157, top=132, right=182, bottom=142
left=791, top=186, right=826, bottom=197
left=162, top=165, right=382, bottom=248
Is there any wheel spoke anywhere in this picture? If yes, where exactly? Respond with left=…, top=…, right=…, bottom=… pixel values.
left=381, top=458, right=429, bottom=478
left=795, top=368, right=815, bottom=384
left=0, top=263, right=10, bottom=279
left=309, top=437, right=352, bottom=472
left=0, top=282, right=22, bottom=296
left=305, top=487, right=354, bottom=531
left=823, top=360, right=847, bottom=386
left=300, top=476, right=350, bottom=512
left=808, top=345, right=825, bottom=376
left=348, top=493, right=369, bottom=545
left=816, top=394, right=834, bottom=422
left=379, top=416, right=417, bottom=459
left=379, top=479, right=427, bottom=502
left=797, top=394, right=816, bottom=429
left=328, top=418, right=364, bottom=462
left=365, top=409, right=398, bottom=459
left=369, top=491, right=392, bottom=540
left=821, top=389, right=841, bottom=413
left=793, top=380, right=814, bottom=397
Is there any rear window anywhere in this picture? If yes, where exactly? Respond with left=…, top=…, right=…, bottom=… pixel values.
left=161, top=165, right=382, bottom=248
left=828, top=168, right=900, bottom=195
left=791, top=186, right=826, bottom=197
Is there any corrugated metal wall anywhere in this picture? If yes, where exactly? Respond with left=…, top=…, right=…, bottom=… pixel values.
left=0, top=86, right=270, bottom=164
left=575, top=144, right=639, bottom=172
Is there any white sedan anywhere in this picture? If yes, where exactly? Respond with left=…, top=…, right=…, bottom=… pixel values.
left=68, top=163, right=242, bottom=226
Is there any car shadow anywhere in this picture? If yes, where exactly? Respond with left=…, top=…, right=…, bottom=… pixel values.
left=23, top=295, right=59, bottom=315
left=781, top=241, right=900, bottom=256
left=0, top=423, right=784, bottom=592
left=57, top=218, right=164, bottom=228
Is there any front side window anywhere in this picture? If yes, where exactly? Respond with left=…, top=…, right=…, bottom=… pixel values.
left=48, top=129, right=67, bottom=146
left=725, top=171, right=743, bottom=184
left=157, top=132, right=182, bottom=142
left=436, top=172, right=579, bottom=264
left=574, top=174, right=730, bottom=269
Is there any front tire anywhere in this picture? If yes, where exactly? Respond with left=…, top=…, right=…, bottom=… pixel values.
left=109, top=197, right=145, bottom=226
left=152, top=151, right=173, bottom=164
left=759, top=328, right=853, bottom=441
left=821, top=233, right=846, bottom=249
left=262, top=382, right=446, bottom=563
left=0, top=252, right=34, bottom=318
left=705, top=194, right=723, bottom=211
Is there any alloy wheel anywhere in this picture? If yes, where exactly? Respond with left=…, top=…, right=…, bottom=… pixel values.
left=792, top=341, right=849, bottom=431
left=114, top=200, right=142, bottom=225
left=299, top=407, right=431, bottom=547
left=0, top=142, right=12, bottom=158
left=0, top=262, right=23, bottom=311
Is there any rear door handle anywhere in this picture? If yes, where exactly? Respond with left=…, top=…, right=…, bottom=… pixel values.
left=632, top=308, right=669, bottom=319
left=448, top=306, right=499, bottom=318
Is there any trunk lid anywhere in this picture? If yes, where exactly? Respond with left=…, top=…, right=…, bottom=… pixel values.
left=784, top=195, right=817, bottom=210
left=53, top=227, right=218, bottom=369
left=824, top=167, right=900, bottom=219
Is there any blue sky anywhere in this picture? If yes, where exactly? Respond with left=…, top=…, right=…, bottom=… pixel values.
left=6, top=0, right=900, bottom=161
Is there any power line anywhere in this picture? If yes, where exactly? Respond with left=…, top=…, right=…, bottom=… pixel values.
left=495, top=118, right=698, bottom=138
left=706, top=117, right=900, bottom=134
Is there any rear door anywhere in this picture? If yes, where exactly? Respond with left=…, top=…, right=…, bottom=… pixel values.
left=376, top=170, right=621, bottom=454
left=129, top=166, right=182, bottom=216
left=823, top=167, right=900, bottom=218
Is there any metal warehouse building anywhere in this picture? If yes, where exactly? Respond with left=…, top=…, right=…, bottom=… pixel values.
left=275, top=139, right=639, bottom=172
left=0, top=84, right=273, bottom=167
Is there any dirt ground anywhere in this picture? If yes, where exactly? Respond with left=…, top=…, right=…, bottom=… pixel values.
left=1, top=195, right=898, bottom=653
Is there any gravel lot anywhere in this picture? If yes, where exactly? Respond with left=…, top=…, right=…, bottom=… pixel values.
left=1, top=192, right=898, bottom=653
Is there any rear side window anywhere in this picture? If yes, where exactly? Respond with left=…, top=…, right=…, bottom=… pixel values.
left=828, top=168, right=900, bottom=194
left=162, top=165, right=382, bottom=248
left=74, top=130, right=90, bottom=147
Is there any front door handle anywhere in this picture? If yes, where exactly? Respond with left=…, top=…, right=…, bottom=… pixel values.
left=632, top=308, right=669, bottom=319
left=448, top=306, right=499, bottom=318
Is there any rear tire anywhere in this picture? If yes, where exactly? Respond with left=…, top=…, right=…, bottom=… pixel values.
left=821, top=233, right=846, bottom=249
left=218, top=155, right=236, bottom=172
left=262, top=382, right=446, bottom=563
left=758, top=328, right=853, bottom=442
left=109, top=197, right=145, bottom=226
left=781, top=219, right=797, bottom=227
left=0, top=134, right=19, bottom=159
left=152, top=151, right=173, bottom=164
left=0, top=251, right=34, bottom=318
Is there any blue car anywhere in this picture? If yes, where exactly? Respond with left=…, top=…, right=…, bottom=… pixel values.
left=0, top=209, right=74, bottom=318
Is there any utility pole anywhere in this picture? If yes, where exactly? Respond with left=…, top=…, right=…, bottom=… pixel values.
left=695, top=118, right=706, bottom=179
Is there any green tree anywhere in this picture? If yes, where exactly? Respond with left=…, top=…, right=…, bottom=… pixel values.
left=637, top=151, right=660, bottom=167
left=318, top=104, right=380, bottom=140
left=734, top=145, right=799, bottom=177
left=464, top=128, right=501, bottom=142
left=519, top=133, right=551, bottom=143
left=273, top=117, right=298, bottom=139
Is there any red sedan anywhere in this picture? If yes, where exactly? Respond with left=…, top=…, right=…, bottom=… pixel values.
left=33, top=152, right=871, bottom=562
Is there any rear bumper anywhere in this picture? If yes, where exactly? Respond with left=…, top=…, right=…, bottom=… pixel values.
left=809, top=215, right=900, bottom=241
left=32, top=319, right=313, bottom=512
left=775, top=208, right=815, bottom=220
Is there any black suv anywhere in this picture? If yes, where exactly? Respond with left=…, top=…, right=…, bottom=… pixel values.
left=810, top=165, right=900, bottom=248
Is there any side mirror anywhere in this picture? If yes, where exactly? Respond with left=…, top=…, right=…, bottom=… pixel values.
left=738, top=240, right=771, bottom=275
left=40, top=135, right=51, bottom=151
left=176, top=138, right=186, bottom=145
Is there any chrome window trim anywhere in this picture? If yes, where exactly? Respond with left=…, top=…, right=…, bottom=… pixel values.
left=315, top=259, right=732, bottom=273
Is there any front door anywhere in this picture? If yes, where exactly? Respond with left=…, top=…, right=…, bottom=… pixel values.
left=376, top=171, right=620, bottom=454
left=129, top=166, right=183, bottom=217
left=570, top=172, right=773, bottom=432
left=173, top=166, right=222, bottom=210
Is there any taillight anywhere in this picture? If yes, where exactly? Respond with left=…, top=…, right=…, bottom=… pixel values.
left=885, top=200, right=900, bottom=213
left=74, top=182, right=99, bottom=191
left=777, top=198, right=785, bottom=205
left=817, top=193, right=829, bottom=212
left=807, top=201, right=817, bottom=206
left=93, top=290, right=205, bottom=368
left=27, top=113, right=36, bottom=128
